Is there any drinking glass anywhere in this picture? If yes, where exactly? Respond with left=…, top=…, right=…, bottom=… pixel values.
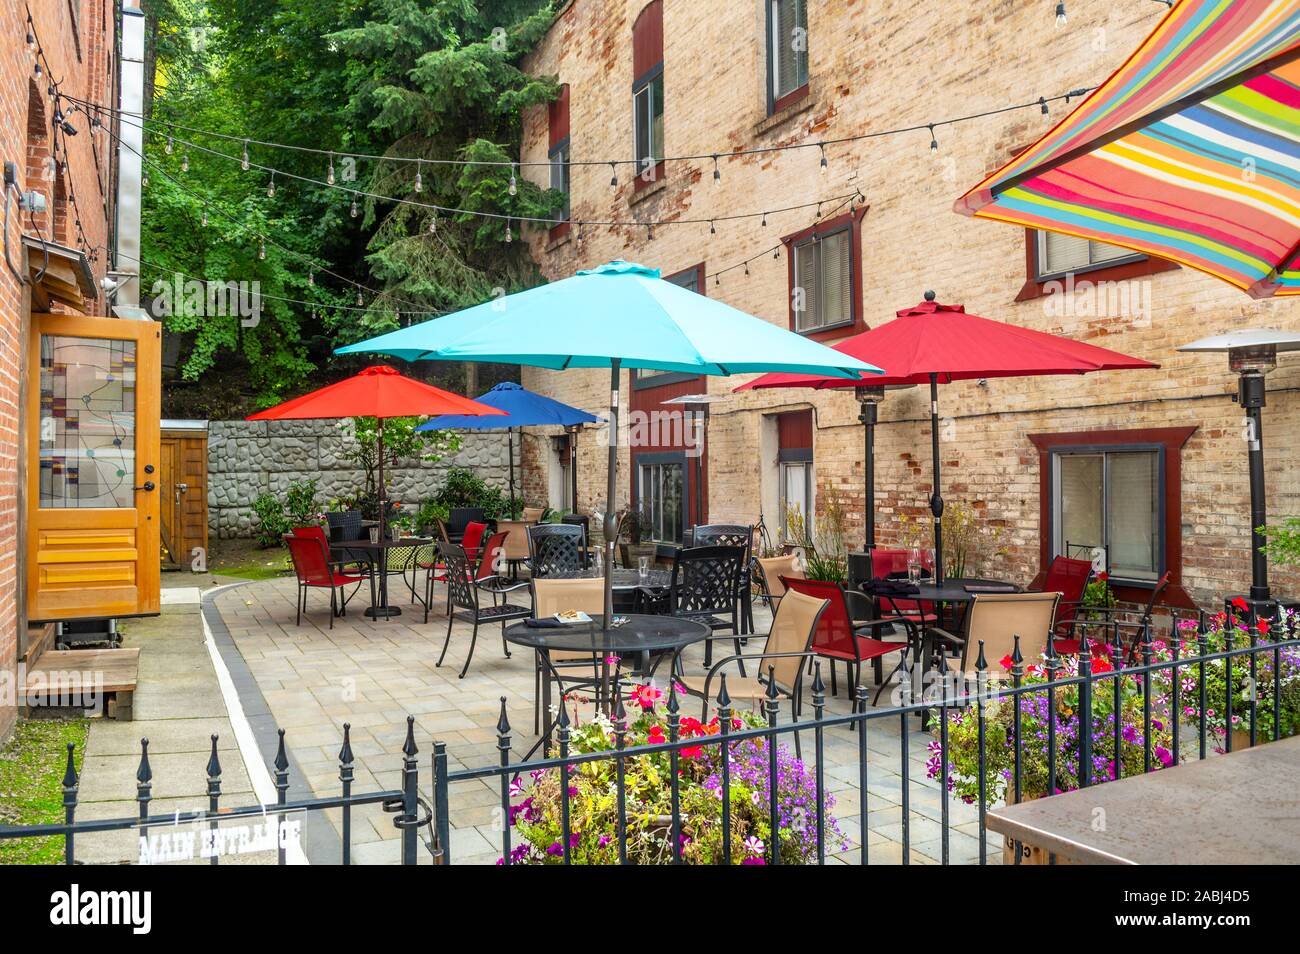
left=638, top=555, right=650, bottom=581
left=907, top=547, right=922, bottom=583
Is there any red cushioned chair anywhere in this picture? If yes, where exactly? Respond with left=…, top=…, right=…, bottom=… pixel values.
left=1041, top=555, right=1094, bottom=640
left=420, top=529, right=511, bottom=623
left=1055, top=571, right=1171, bottom=661
left=782, top=576, right=912, bottom=705
left=283, top=533, right=374, bottom=629
left=462, top=521, right=489, bottom=563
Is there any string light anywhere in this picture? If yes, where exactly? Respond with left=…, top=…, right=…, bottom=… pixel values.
left=609, top=162, right=618, bottom=190
left=350, top=197, right=358, bottom=218
left=712, top=155, right=720, bottom=185
left=819, top=143, right=828, bottom=173
left=505, top=218, right=513, bottom=243
left=266, top=172, right=276, bottom=198
left=181, top=152, right=189, bottom=172
left=1039, top=97, right=1049, bottom=115
left=929, top=124, right=939, bottom=152
left=413, top=165, right=423, bottom=193
left=508, top=164, right=517, bottom=195
left=240, top=140, right=249, bottom=170
left=200, top=209, right=208, bottom=227
left=1056, top=2, right=1067, bottom=27
left=165, top=136, right=173, bottom=154
left=327, top=153, right=336, bottom=185
left=258, top=237, right=266, bottom=260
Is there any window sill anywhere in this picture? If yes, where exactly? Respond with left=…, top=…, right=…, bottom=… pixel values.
left=629, top=173, right=668, bottom=206
left=755, top=90, right=816, bottom=136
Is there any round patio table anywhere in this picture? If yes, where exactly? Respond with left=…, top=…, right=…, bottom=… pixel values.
left=347, top=536, right=434, bottom=619
left=548, top=567, right=671, bottom=591
left=505, top=614, right=708, bottom=747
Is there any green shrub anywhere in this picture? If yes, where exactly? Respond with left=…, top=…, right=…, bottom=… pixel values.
left=284, top=478, right=319, bottom=526
left=252, top=492, right=290, bottom=548
left=431, top=467, right=508, bottom=519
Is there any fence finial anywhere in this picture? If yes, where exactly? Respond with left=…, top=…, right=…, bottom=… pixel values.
left=496, top=696, right=511, bottom=737
left=273, top=728, right=289, bottom=774
left=136, top=738, right=152, bottom=785
left=403, top=715, right=418, bottom=758
left=62, top=742, right=78, bottom=789
left=339, top=722, right=354, bottom=766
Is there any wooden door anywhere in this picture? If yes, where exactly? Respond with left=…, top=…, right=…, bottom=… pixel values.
left=159, top=437, right=180, bottom=565
left=26, top=315, right=161, bottom=622
left=159, top=429, right=208, bottom=568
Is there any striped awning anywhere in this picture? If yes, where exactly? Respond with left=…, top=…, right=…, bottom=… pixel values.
left=956, top=0, right=1300, bottom=298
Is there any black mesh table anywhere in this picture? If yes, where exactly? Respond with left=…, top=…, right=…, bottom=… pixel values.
left=347, top=536, right=434, bottom=619
left=505, top=614, right=709, bottom=746
left=548, top=567, right=671, bottom=591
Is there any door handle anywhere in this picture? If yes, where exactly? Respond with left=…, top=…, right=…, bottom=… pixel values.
left=134, top=481, right=156, bottom=492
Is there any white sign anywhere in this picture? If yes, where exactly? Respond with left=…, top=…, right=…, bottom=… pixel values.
left=137, top=811, right=302, bottom=865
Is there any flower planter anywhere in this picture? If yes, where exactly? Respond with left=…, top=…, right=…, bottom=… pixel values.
left=1001, top=791, right=1055, bottom=866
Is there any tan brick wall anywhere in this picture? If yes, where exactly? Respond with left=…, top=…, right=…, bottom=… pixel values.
left=516, top=1, right=1300, bottom=609
left=0, top=1, right=117, bottom=740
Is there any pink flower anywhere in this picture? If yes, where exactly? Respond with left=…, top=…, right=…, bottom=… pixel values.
left=632, top=682, right=663, bottom=710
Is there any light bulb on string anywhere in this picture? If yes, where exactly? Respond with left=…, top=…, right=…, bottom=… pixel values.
left=258, top=238, right=266, bottom=260
left=819, top=144, right=828, bottom=173
left=327, top=154, right=336, bottom=185
left=267, top=173, right=276, bottom=198
left=709, top=220, right=716, bottom=235
left=428, top=214, right=437, bottom=234
left=505, top=219, right=513, bottom=243
left=761, top=212, right=767, bottom=227
left=241, top=140, right=250, bottom=171
left=509, top=164, right=517, bottom=196
left=181, top=153, right=189, bottom=173
left=413, top=165, right=423, bottom=193
left=34, top=60, right=41, bottom=79
left=1039, top=97, right=1050, bottom=115
left=1055, top=2, right=1066, bottom=28
left=165, top=136, right=173, bottom=154
left=200, top=209, right=208, bottom=227
left=350, top=197, right=358, bottom=218
left=609, top=162, right=618, bottom=190
left=714, top=273, right=720, bottom=287
left=308, top=270, right=314, bottom=287
left=929, top=125, right=939, bottom=153
left=712, top=155, right=720, bottom=186
left=356, top=290, right=364, bottom=307
left=26, top=29, right=35, bottom=51
left=141, top=172, right=149, bottom=189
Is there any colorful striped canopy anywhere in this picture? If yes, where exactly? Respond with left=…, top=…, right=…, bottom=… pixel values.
left=956, top=0, right=1300, bottom=298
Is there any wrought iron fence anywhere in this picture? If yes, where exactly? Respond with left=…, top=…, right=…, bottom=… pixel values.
left=2, top=603, right=1296, bottom=866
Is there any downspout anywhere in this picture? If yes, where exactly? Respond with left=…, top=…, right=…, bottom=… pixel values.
left=113, top=3, right=146, bottom=317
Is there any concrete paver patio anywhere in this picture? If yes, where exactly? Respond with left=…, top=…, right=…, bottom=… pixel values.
left=209, top=573, right=1000, bottom=865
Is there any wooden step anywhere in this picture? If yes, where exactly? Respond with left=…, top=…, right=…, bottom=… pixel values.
left=20, top=648, right=141, bottom=720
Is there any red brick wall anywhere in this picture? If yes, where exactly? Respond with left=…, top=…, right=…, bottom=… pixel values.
left=0, top=1, right=117, bottom=741
left=517, top=1, right=1300, bottom=610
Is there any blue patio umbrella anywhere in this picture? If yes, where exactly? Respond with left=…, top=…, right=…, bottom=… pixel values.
left=338, top=260, right=883, bottom=619
left=416, top=381, right=600, bottom=511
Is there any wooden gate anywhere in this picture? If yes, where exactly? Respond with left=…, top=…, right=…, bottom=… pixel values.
left=159, top=421, right=209, bottom=569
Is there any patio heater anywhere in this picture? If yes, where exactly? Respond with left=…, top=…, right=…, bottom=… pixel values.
left=661, top=392, right=724, bottom=532
left=1178, top=329, right=1300, bottom=611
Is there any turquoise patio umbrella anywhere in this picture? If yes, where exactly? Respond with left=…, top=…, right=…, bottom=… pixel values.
left=338, top=260, right=883, bottom=618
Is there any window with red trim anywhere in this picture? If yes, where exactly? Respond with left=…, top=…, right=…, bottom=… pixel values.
left=781, top=206, right=867, bottom=339
left=766, top=0, right=809, bottom=114
left=632, top=1, right=664, bottom=190
left=548, top=84, right=570, bottom=239
left=1029, top=427, right=1197, bottom=609
left=1017, top=229, right=1177, bottom=302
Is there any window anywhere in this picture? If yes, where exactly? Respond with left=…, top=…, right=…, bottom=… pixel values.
left=1051, top=447, right=1163, bottom=582
left=1036, top=231, right=1139, bottom=280
left=792, top=228, right=852, bottom=333
left=632, top=2, right=664, bottom=185
left=548, top=84, right=570, bottom=229
left=767, top=0, right=808, bottom=112
left=638, top=454, right=686, bottom=543
left=776, top=410, right=813, bottom=543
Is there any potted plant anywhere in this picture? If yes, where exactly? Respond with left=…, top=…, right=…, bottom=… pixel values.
left=929, top=649, right=1175, bottom=864
left=620, top=508, right=658, bottom=568
left=506, top=683, right=847, bottom=864
left=1153, top=605, right=1300, bottom=751
left=783, top=488, right=848, bottom=582
left=1081, top=572, right=1117, bottom=621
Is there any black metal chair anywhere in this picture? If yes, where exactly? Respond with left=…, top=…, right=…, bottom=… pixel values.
left=528, top=523, right=587, bottom=577
left=446, top=507, right=487, bottom=544
left=692, top=524, right=755, bottom=634
left=435, top=542, right=531, bottom=679
left=640, top=544, right=746, bottom=673
left=325, top=511, right=373, bottom=573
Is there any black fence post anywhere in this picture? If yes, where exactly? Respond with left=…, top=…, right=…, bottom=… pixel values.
left=206, top=735, right=222, bottom=866
left=339, top=723, right=354, bottom=865
left=136, top=738, right=152, bottom=822
left=764, top=667, right=781, bottom=867
left=557, top=701, right=573, bottom=865
left=400, top=716, right=418, bottom=866
left=854, top=681, right=869, bottom=867
left=718, top=674, right=733, bottom=865
left=1078, top=648, right=1093, bottom=790
left=496, top=698, right=512, bottom=865
left=273, top=729, right=289, bottom=865
left=810, top=664, right=825, bottom=865
left=667, top=682, right=682, bottom=865
left=974, top=640, right=988, bottom=866
left=1010, top=635, right=1023, bottom=865
left=432, top=740, right=450, bottom=866
left=1198, top=610, right=1210, bottom=760
left=61, top=742, right=78, bottom=866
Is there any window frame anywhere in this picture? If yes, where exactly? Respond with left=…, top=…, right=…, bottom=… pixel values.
left=636, top=450, right=690, bottom=544
left=1048, top=443, right=1166, bottom=585
left=781, top=206, right=867, bottom=340
left=1029, top=426, right=1198, bottom=609
left=777, top=448, right=813, bottom=544
left=1034, top=231, right=1146, bottom=284
left=632, top=63, right=665, bottom=187
left=548, top=135, right=570, bottom=227
left=765, top=0, right=809, bottom=115
left=1016, top=228, right=1178, bottom=302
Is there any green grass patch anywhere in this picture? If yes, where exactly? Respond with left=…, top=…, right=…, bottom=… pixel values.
left=0, top=718, right=89, bottom=865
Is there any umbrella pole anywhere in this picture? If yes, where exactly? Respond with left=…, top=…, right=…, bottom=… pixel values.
left=508, top=428, right=517, bottom=517
left=929, top=373, right=945, bottom=585
left=570, top=427, right=579, bottom=515
left=604, top=360, right=621, bottom=624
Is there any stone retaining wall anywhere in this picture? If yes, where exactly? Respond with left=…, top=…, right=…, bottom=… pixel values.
left=208, top=420, right=516, bottom=538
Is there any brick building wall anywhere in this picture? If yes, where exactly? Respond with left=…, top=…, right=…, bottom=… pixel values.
left=0, top=2, right=117, bottom=740
left=515, top=0, right=1300, bottom=610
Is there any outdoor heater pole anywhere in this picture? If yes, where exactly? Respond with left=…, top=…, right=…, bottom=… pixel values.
left=604, top=360, right=621, bottom=623
left=929, top=372, right=944, bottom=585
left=1241, top=371, right=1271, bottom=602
left=569, top=425, right=580, bottom=514
left=508, top=427, right=516, bottom=515
left=858, top=388, right=882, bottom=551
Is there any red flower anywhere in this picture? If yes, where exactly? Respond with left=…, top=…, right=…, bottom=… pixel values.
left=1089, top=655, right=1114, bottom=674
left=1097, top=572, right=1109, bottom=582
left=999, top=654, right=1015, bottom=671
left=646, top=724, right=666, bottom=745
left=1231, top=597, right=1250, bottom=613
left=681, top=745, right=703, bottom=760
left=1257, top=618, right=1271, bottom=636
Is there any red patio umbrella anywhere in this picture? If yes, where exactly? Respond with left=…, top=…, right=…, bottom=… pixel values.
left=736, top=293, right=1159, bottom=581
left=248, top=365, right=505, bottom=614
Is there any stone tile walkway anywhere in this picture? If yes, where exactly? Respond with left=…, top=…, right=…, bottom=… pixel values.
left=210, top=575, right=1002, bottom=865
